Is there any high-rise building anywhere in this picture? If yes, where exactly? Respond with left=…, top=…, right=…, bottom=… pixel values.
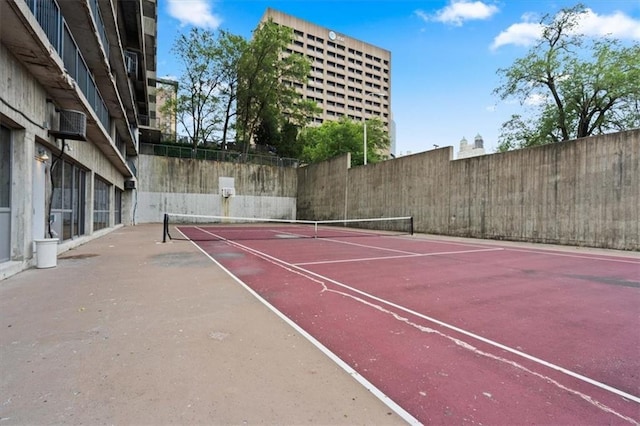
left=260, top=9, right=392, bottom=143
left=155, top=78, right=179, bottom=143
left=0, top=0, right=157, bottom=277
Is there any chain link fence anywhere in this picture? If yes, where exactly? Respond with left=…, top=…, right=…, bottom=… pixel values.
left=140, top=143, right=300, bottom=168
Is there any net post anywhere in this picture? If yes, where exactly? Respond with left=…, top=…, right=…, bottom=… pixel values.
left=410, top=216, right=414, bottom=235
left=162, top=213, right=168, bottom=242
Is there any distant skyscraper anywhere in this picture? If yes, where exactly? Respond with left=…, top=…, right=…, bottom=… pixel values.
left=260, top=9, right=392, bottom=155
left=457, top=134, right=486, bottom=159
left=156, top=78, right=179, bottom=143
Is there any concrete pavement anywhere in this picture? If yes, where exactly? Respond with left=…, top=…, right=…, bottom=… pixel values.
left=0, top=224, right=407, bottom=425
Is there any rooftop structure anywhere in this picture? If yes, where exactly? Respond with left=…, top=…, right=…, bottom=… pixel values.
left=457, top=134, right=486, bottom=159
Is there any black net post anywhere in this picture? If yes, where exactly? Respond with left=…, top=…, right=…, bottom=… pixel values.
left=410, top=216, right=414, bottom=235
left=162, top=213, right=169, bottom=242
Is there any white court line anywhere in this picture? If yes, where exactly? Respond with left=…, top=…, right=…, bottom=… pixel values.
left=184, top=227, right=422, bottom=426
left=322, top=237, right=422, bottom=255
left=295, top=248, right=504, bottom=266
left=198, top=229, right=640, bottom=408
left=399, top=236, right=640, bottom=264
left=321, top=233, right=639, bottom=265
left=506, top=247, right=640, bottom=264
left=183, top=226, right=639, bottom=424
left=390, top=233, right=640, bottom=264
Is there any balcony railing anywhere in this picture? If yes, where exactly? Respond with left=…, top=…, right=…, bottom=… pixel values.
left=26, top=0, right=110, bottom=131
left=26, top=0, right=62, bottom=51
left=88, top=0, right=109, bottom=59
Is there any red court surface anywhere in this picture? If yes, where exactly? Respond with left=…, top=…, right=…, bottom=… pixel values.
left=176, top=225, right=640, bottom=425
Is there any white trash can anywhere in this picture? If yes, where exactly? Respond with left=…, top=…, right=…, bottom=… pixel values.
left=34, top=238, right=59, bottom=269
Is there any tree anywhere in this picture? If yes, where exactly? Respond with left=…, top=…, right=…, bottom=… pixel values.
left=274, top=122, right=302, bottom=159
left=494, top=4, right=640, bottom=151
left=299, top=117, right=389, bottom=166
left=236, top=19, right=318, bottom=154
left=216, top=31, right=247, bottom=150
left=168, top=28, right=223, bottom=149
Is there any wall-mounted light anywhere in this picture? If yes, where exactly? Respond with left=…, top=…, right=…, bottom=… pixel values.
left=37, top=148, right=49, bottom=162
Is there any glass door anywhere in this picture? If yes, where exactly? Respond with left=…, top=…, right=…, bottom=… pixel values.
left=0, top=126, right=11, bottom=262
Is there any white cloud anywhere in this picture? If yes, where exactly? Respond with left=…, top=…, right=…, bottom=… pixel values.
left=491, top=20, right=543, bottom=50
left=524, top=93, right=548, bottom=106
left=167, top=0, right=222, bottom=29
left=492, top=8, right=640, bottom=50
left=416, top=1, right=499, bottom=26
left=577, top=9, right=640, bottom=40
left=415, top=10, right=429, bottom=22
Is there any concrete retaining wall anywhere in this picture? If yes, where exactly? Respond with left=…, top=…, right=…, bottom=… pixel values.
left=297, top=130, right=639, bottom=250
left=135, top=155, right=297, bottom=223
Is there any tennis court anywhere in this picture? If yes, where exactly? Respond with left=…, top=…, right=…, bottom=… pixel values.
left=166, top=215, right=640, bottom=425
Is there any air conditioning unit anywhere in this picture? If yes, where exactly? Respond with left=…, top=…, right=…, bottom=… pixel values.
left=221, top=187, right=235, bottom=198
left=124, top=179, right=136, bottom=190
left=48, top=109, right=87, bottom=141
left=124, top=50, right=138, bottom=77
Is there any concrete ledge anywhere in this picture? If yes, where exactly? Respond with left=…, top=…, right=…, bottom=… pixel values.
left=0, top=260, right=28, bottom=281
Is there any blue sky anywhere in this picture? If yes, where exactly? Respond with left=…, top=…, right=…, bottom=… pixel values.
left=157, top=0, right=640, bottom=155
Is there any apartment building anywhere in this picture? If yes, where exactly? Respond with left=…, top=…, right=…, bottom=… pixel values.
left=261, top=9, right=393, bottom=150
left=0, top=0, right=158, bottom=278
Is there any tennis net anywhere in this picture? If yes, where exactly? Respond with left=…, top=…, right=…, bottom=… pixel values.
left=162, top=213, right=413, bottom=242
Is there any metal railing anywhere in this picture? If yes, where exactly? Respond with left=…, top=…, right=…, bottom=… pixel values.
left=140, top=143, right=300, bottom=168
left=88, top=0, right=109, bottom=59
left=26, top=0, right=62, bottom=51
left=26, top=0, right=110, bottom=131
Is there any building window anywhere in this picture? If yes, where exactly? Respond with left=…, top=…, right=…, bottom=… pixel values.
left=0, top=126, right=10, bottom=210
left=114, top=188, right=122, bottom=225
left=0, top=126, right=11, bottom=263
left=51, top=159, right=86, bottom=240
left=93, top=176, right=110, bottom=231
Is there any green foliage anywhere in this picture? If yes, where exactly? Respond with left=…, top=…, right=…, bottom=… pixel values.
left=170, top=28, right=222, bottom=149
left=276, top=122, right=302, bottom=159
left=216, top=31, right=247, bottom=149
left=167, top=23, right=319, bottom=156
left=236, top=19, right=318, bottom=154
left=299, top=117, right=389, bottom=166
left=494, top=3, right=640, bottom=151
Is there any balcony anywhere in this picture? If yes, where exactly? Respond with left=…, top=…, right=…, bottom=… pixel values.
left=0, top=0, right=135, bottom=176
